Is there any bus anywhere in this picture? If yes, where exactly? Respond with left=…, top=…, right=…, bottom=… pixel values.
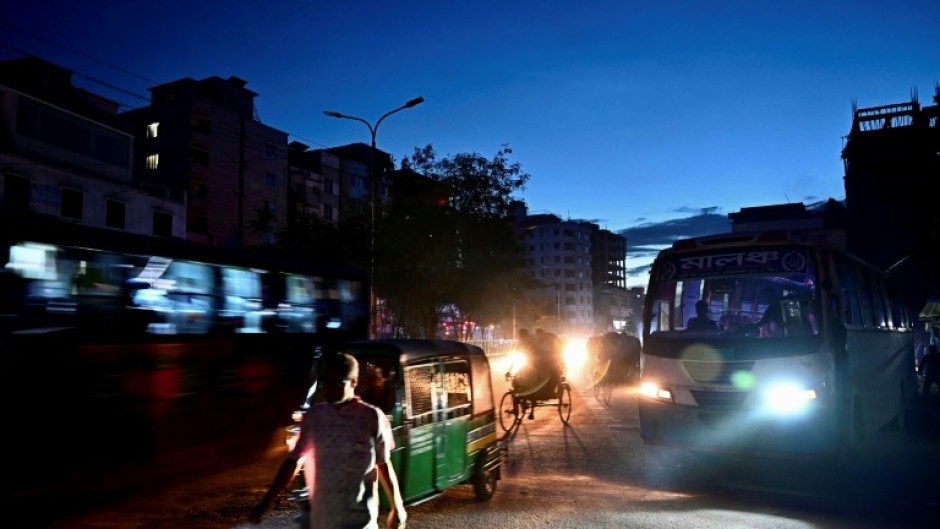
left=637, top=231, right=915, bottom=458
left=0, top=213, right=368, bottom=502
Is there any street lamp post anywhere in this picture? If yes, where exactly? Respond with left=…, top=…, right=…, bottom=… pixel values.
left=323, top=96, right=424, bottom=339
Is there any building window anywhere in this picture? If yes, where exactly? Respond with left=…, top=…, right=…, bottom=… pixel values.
left=190, top=147, right=209, bottom=168
left=146, top=154, right=159, bottom=170
left=3, top=174, right=31, bottom=210
left=188, top=212, right=207, bottom=234
left=146, top=122, right=159, bottom=138
left=324, top=179, right=334, bottom=194
left=265, top=201, right=277, bottom=214
left=60, top=188, right=83, bottom=220
left=191, top=114, right=210, bottom=134
left=265, top=143, right=277, bottom=158
left=153, top=210, right=172, bottom=237
left=323, top=204, right=334, bottom=220
left=190, top=179, right=208, bottom=200
left=265, top=172, right=277, bottom=187
left=106, top=199, right=125, bottom=229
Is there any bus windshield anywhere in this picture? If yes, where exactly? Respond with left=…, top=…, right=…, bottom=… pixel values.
left=646, top=245, right=820, bottom=339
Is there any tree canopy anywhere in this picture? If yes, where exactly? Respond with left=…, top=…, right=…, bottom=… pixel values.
left=373, top=144, right=532, bottom=338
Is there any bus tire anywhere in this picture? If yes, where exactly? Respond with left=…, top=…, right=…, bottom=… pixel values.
left=472, top=453, right=498, bottom=501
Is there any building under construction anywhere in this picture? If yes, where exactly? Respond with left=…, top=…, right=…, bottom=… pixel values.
left=841, top=86, right=940, bottom=325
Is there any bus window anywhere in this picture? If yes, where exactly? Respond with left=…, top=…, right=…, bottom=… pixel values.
left=878, top=278, right=894, bottom=328
left=833, top=256, right=861, bottom=326
left=867, top=272, right=887, bottom=328
left=850, top=265, right=874, bottom=327
left=889, top=283, right=908, bottom=329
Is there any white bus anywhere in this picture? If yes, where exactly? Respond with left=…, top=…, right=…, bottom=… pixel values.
left=637, top=231, right=915, bottom=457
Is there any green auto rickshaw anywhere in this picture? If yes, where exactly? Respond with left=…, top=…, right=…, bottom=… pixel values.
left=286, top=339, right=504, bottom=516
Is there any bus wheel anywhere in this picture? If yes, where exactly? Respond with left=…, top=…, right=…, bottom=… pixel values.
left=472, top=454, right=498, bottom=501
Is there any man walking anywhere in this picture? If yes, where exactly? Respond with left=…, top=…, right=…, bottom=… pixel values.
left=250, top=352, right=406, bottom=529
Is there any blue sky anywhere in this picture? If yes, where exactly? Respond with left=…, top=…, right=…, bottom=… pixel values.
left=2, top=1, right=938, bottom=286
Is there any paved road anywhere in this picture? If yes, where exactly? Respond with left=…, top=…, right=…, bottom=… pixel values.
left=38, top=375, right=940, bottom=529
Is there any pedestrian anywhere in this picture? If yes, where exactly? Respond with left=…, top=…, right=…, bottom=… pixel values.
left=920, top=344, right=940, bottom=399
left=930, top=325, right=940, bottom=349
left=249, top=352, right=406, bottom=529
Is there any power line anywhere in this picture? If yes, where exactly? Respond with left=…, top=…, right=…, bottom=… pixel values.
left=0, top=21, right=159, bottom=85
left=1, top=27, right=344, bottom=157
left=0, top=42, right=150, bottom=111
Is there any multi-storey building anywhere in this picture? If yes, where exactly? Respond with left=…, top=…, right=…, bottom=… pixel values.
left=287, top=141, right=341, bottom=227
left=590, top=225, right=633, bottom=333
left=512, top=203, right=595, bottom=336
left=324, top=142, right=394, bottom=221
left=0, top=57, right=185, bottom=237
left=841, top=89, right=940, bottom=322
left=122, top=75, right=288, bottom=248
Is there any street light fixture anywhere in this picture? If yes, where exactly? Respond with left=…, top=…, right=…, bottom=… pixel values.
left=323, top=96, right=425, bottom=339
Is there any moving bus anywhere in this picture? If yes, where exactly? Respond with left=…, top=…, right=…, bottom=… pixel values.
left=637, top=231, right=915, bottom=457
left=0, top=213, right=368, bottom=502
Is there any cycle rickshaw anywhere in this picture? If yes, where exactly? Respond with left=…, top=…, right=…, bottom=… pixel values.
left=591, top=332, right=641, bottom=405
left=499, top=366, right=572, bottom=432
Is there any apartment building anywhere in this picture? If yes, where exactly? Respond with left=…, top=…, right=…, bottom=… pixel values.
left=287, top=141, right=341, bottom=226
left=0, top=57, right=185, bottom=237
left=122, top=75, right=288, bottom=248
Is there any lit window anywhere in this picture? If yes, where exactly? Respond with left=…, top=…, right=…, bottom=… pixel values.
left=146, top=122, right=159, bottom=138
left=146, top=154, right=159, bottom=170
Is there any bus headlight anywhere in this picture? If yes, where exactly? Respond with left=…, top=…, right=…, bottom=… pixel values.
left=762, top=382, right=817, bottom=415
left=639, top=381, right=673, bottom=402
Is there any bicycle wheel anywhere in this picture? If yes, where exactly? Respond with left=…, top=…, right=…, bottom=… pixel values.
left=499, top=391, right=518, bottom=432
left=593, top=370, right=603, bottom=401
left=558, top=383, right=572, bottom=423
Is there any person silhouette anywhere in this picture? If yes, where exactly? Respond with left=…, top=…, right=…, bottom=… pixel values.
left=686, top=300, right=718, bottom=331
left=920, top=344, right=939, bottom=398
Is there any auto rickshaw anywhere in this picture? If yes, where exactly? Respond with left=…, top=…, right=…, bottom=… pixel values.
left=286, top=339, right=504, bottom=520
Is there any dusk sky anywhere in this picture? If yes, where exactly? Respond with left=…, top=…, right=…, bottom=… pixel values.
left=2, top=1, right=937, bottom=286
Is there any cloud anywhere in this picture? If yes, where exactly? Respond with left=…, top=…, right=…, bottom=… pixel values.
left=619, top=207, right=732, bottom=282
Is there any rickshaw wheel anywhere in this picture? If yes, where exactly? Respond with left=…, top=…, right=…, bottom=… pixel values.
left=499, top=391, right=518, bottom=432
left=558, top=383, right=572, bottom=423
left=472, top=454, right=498, bottom=501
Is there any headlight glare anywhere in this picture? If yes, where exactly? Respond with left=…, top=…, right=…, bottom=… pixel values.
left=763, top=382, right=817, bottom=415
left=640, top=381, right=673, bottom=401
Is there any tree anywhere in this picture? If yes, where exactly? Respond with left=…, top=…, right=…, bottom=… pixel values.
left=375, top=145, right=531, bottom=338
